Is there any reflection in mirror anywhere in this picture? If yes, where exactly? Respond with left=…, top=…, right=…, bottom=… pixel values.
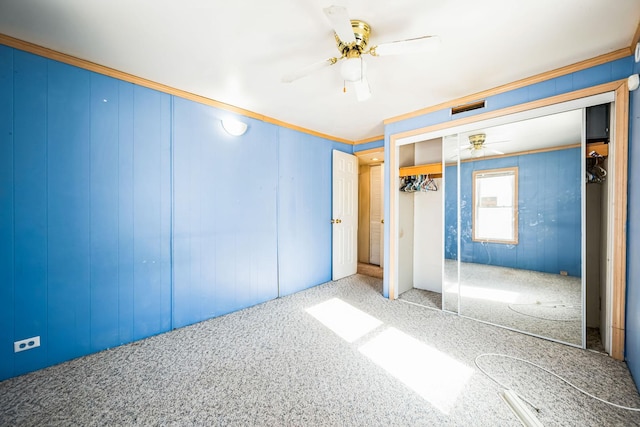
left=453, top=110, right=584, bottom=346
left=442, top=134, right=459, bottom=313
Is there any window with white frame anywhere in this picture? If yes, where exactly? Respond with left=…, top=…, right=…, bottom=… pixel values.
left=472, top=167, right=518, bottom=244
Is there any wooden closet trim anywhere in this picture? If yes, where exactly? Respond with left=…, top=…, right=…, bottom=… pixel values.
left=611, top=83, right=629, bottom=360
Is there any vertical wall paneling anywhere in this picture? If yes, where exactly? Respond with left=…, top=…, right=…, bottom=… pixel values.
left=0, top=45, right=15, bottom=379
left=172, top=97, right=199, bottom=327
left=12, top=51, right=49, bottom=375
left=161, top=94, right=172, bottom=332
left=277, top=129, right=335, bottom=296
left=47, top=61, right=92, bottom=364
left=626, top=59, right=640, bottom=384
left=172, top=97, right=279, bottom=327
left=117, top=81, right=135, bottom=344
left=132, top=86, right=172, bottom=339
left=89, top=74, right=121, bottom=350
left=0, top=44, right=343, bottom=380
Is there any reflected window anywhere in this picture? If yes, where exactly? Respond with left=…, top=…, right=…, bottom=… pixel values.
left=472, top=167, right=518, bottom=244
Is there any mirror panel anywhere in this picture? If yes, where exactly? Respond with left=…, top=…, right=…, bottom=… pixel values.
left=455, top=110, right=584, bottom=346
left=442, top=134, right=459, bottom=313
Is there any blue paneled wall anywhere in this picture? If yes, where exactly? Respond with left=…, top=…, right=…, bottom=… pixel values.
left=444, top=148, right=581, bottom=277
left=353, top=138, right=384, bottom=152
left=0, top=47, right=174, bottom=380
left=0, top=44, right=351, bottom=381
left=626, top=59, right=640, bottom=388
left=172, top=98, right=280, bottom=327
left=277, top=129, right=334, bottom=296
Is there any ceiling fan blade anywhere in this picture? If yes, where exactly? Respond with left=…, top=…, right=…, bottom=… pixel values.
left=353, top=76, right=371, bottom=102
left=371, top=35, right=441, bottom=56
left=323, top=5, right=356, bottom=44
left=282, top=57, right=338, bottom=83
left=486, top=148, right=505, bottom=155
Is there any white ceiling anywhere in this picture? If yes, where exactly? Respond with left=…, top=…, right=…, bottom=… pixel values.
left=0, top=0, right=638, bottom=142
left=444, top=109, right=583, bottom=160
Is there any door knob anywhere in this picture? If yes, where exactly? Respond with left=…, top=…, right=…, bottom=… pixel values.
left=337, top=219, right=342, bottom=223
left=332, top=219, right=342, bottom=224
left=381, top=219, right=384, bottom=224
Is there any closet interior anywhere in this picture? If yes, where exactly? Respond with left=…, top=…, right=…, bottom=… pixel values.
left=397, top=138, right=443, bottom=309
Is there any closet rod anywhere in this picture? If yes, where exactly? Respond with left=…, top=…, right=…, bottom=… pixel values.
left=399, top=162, right=442, bottom=178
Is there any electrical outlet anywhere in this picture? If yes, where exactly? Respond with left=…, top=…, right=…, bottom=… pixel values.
left=14, top=336, right=40, bottom=353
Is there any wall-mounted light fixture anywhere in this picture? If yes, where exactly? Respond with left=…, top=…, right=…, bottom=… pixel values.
left=221, top=118, right=248, bottom=136
left=628, top=74, right=639, bottom=92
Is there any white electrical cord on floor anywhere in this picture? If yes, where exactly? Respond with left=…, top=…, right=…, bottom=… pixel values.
left=474, top=353, right=640, bottom=412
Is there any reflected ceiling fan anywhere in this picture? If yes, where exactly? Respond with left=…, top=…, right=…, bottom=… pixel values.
left=466, top=134, right=506, bottom=157
left=282, top=5, right=441, bottom=101
left=450, top=134, right=506, bottom=159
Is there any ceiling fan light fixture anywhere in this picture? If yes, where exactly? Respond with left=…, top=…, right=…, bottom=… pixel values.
left=340, top=57, right=367, bottom=82
left=470, top=148, right=485, bottom=158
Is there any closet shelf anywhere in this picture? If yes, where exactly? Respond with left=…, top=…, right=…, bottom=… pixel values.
left=399, top=162, right=442, bottom=178
left=587, top=141, right=608, bottom=158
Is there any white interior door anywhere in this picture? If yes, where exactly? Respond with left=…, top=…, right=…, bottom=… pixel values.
left=369, top=164, right=383, bottom=265
left=332, top=150, right=358, bottom=280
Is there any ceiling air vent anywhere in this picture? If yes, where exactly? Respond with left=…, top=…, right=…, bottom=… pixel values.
left=451, top=100, right=486, bottom=115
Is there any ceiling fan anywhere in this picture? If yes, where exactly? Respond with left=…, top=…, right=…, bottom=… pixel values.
left=282, top=5, right=441, bottom=101
left=448, top=134, right=506, bottom=160
left=462, top=134, right=506, bottom=158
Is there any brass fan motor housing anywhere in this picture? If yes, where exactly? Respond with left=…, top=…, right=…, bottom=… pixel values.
left=469, top=133, right=487, bottom=149
left=335, top=20, right=371, bottom=58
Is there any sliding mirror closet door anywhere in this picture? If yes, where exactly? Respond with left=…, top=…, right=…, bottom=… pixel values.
left=442, top=134, right=459, bottom=313
left=457, top=110, right=584, bottom=346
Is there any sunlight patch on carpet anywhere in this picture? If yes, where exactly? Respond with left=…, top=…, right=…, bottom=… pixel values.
left=359, top=327, right=473, bottom=415
left=306, top=298, right=383, bottom=343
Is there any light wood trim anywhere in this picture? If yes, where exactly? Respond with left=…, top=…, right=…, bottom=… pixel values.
left=384, top=49, right=630, bottom=125
left=263, top=117, right=352, bottom=144
left=391, top=80, right=625, bottom=143
left=612, top=329, right=625, bottom=361
left=355, top=147, right=385, bottom=157
left=399, top=163, right=442, bottom=177
left=611, top=83, right=629, bottom=361
left=586, top=141, right=609, bottom=157
left=0, top=33, right=353, bottom=145
left=354, top=135, right=384, bottom=145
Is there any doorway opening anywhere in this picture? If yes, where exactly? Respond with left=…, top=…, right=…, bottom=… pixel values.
left=356, top=148, right=384, bottom=280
